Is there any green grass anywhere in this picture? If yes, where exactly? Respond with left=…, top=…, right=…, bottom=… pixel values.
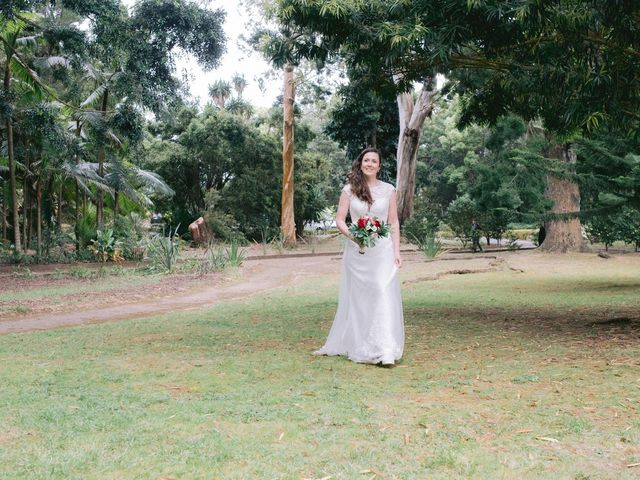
left=0, top=264, right=639, bottom=479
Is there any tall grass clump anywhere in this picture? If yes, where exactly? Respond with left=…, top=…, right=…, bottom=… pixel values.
left=146, top=226, right=181, bottom=272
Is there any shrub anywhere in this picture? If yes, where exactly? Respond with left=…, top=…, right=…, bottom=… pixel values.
left=445, top=195, right=477, bottom=248
left=76, top=211, right=97, bottom=250
left=114, top=213, right=147, bottom=260
left=146, top=227, right=181, bottom=272
left=90, top=230, right=124, bottom=263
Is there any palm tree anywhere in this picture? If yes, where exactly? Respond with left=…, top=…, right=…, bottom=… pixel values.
left=231, top=73, right=247, bottom=97
left=102, top=151, right=174, bottom=223
left=208, top=79, right=231, bottom=109
left=0, top=18, right=38, bottom=252
left=79, top=63, right=123, bottom=230
left=225, top=97, right=253, bottom=118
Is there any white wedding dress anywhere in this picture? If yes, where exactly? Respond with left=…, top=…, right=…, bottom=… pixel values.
left=314, top=181, right=404, bottom=364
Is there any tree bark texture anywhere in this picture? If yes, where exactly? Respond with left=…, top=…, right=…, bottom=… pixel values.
left=540, top=144, right=583, bottom=252
left=281, top=64, right=296, bottom=246
left=395, top=84, right=436, bottom=223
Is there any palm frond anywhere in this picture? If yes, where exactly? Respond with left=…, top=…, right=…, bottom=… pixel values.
left=134, top=168, right=174, bottom=196
left=15, top=34, right=40, bottom=47
left=9, top=55, right=51, bottom=98
left=33, top=56, right=69, bottom=70
left=82, top=63, right=105, bottom=82
left=80, top=84, right=108, bottom=108
left=75, top=178, right=96, bottom=200
left=106, top=129, right=123, bottom=148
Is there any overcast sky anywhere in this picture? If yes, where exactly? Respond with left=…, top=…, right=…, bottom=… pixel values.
left=124, top=0, right=280, bottom=108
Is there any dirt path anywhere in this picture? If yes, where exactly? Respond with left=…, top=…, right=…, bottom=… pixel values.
left=0, top=255, right=341, bottom=335
left=4, top=249, right=635, bottom=335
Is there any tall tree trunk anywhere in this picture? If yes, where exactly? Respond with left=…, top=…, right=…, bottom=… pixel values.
left=96, top=90, right=108, bottom=231
left=113, top=190, right=119, bottom=224
left=395, top=83, right=437, bottom=223
left=22, top=139, right=29, bottom=250
left=57, top=180, right=62, bottom=228
left=5, top=60, right=21, bottom=252
left=540, top=144, right=583, bottom=252
left=1, top=187, right=6, bottom=242
left=36, top=179, right=42, bottom=256
left=281, top=64, right=296, bottom=246
left=74, top=120, right=81, bottom=252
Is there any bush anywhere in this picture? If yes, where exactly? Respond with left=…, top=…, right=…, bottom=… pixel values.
left=114, top=213, right=146, bottom=260
left=585, top=215, right=620, bottom=251
left=203, top=189, right=245, bottom=242
left=76, top=211, right=97, bottom=250
left=445, top=195, right=477, bottom=248
left=146, top=227, right=182, bottom=272
left=90, top=229, right=124, bottom=263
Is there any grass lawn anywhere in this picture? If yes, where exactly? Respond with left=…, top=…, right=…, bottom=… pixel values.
left=1, top=254, right=639, bottom=479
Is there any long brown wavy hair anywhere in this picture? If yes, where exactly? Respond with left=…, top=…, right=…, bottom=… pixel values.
left=348, top=147, right=381, bottom=205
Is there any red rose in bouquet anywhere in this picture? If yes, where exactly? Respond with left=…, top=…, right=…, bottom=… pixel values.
left=349, top=215, right=391, bottom=254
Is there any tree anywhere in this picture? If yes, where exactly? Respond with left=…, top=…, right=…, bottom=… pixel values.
left=231, top=73, right=247, bottom=97
left=225, top=97, right=253, bottom=118
left=0, top=0, right=226, bottom=258
left=280, top=63, right=296, bottom=245
left=271, top=0, right=640, bottom=251
left=445, top=194, right=477, bottom=248
left=208, top=79, right=231, bottom=108
left=396, top=81, right=438, bottom=222
left=1, top=16, right=36, bottom=252
left=325, top=79, right=399, bottom=174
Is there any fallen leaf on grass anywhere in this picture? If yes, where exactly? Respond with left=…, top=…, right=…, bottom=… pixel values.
left=515, top=429, right=533, bottom=434
left=536, top=436, right=559, bottom=443
left=404, top=433, right=410, bottom=445
left=627, top=463, right=640, bottom=468
left=360, top=468, right=385, bottom=478
left=277, top=432, right=284, bottom=441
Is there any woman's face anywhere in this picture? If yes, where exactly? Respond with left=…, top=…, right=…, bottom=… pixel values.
left=360, top=151, right=381, bottom=178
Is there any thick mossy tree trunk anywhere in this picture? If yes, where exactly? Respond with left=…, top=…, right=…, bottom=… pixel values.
left=540, top=144, right=583, bottom=252
left=396, top=83, right=437, bottom=224
left=280, top=64, right=296, bottom=246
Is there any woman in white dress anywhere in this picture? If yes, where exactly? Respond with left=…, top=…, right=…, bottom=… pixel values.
left=314, top=148, right=404, bottom=365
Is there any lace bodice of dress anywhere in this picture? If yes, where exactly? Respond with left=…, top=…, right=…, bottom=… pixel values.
left=342, top=181, right=395, bottom=222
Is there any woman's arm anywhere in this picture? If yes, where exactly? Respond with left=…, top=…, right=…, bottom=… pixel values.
left=388, top=190, right=402, bottom=268
left=336, top=191, right=352, bottom=239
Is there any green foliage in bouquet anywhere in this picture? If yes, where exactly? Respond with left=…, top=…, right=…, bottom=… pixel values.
left=349, top=216, right=391, bottom=252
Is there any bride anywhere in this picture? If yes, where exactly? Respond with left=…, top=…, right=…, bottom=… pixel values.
left=314, top=147, right=404, bottom=365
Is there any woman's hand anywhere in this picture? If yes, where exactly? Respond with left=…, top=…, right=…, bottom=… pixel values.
left=394, top=252, right=402, bottom=268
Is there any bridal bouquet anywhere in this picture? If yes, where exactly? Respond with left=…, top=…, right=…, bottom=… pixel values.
left=349, top=216, right=391, bottom=254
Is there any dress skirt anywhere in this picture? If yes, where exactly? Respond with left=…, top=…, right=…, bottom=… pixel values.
left=314, top=236, right=404, bottom=364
